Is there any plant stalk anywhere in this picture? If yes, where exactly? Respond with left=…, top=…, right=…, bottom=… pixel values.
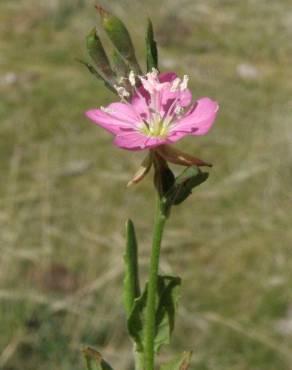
left=144, top=196, right=167, bottom=370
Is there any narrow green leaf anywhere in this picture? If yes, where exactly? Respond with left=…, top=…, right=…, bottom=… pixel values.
left=123, top=219, right=141, bottom=317
left=112, top=50, right=130, bottom=78
left=127, top=285, right=148, bottom=352
left=174, top=166, right=200, bottom=186
left=86, top=28, right=116, bottom=82
left=96, top=5, right=142, bottom=74
left=173, top=172, right=209, bottom=205
left=166, top=166, right=209, bottom=206
left=83, top=347, right=114, bottom=370
left=146, top=18, right=158, bottom=71
left=154, top=275, right=181, bottom=352
left=127, top=275, right=181, bottom=354
left=160, top=351, right=192, bottom=370
left=77, top=59, right=117, bottom=94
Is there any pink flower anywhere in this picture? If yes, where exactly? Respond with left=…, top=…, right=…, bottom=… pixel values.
left=86, top=70, right=219, bottom=151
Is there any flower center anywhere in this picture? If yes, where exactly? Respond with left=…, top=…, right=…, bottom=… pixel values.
left=139, top=119, right=169, bottom=138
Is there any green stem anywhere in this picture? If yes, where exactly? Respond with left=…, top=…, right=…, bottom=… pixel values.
left=144, top=196, right=167, bottom=370
left=134, top=348, right=144, bottom=370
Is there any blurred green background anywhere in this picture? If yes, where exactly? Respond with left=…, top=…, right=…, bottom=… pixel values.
left=0, top=0, right=291, bottom=369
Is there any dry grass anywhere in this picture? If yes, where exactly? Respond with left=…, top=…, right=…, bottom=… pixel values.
left=0, top=0, right=292, bottom=369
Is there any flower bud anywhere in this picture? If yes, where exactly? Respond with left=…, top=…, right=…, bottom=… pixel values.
left=86, top=28, right=116, bottom=83
left=153, top=152, right=175, bottom=198
left=112, top=50, right=130, bottom=79
left=95, top=5, right=142, bottom=74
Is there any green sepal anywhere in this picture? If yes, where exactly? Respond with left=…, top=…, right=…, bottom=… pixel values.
left=123, top=219, right=141, bottom=317
left=77, top=59, right=117, bottom=94
left=83, top=347, right=114, bottom=370
left=166, top=166, right=209, bottom=206
left=86, top=28, right=116, bottom=83
left=160, top=351, right=192, bottom=370
left=127, top=275, right=181, bottom=353
left=96, top=5, right=142, bottom=74
left=146, top=18, right=158, bottom=71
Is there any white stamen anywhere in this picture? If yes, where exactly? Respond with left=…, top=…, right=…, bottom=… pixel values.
left=129, top=71, right=136, bottom=86
left=148, top=68, right=159, bottom=80
left=180, top=75, right=189, bottom=91
left=114, top=84, right=130, bottom=98
left=170, top=78, right=181, bottom=92
left=174, top=105, right=183, bottom=115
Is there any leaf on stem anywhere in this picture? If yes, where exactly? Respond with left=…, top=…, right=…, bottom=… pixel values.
left=146, top=18, right=158, bottom=71
left=123, top=219, right=141, bottom=317
left=112, top=50, right=130, bottom=79
left=127, top=275, right=181, bottom=353
left=95, top=4, right=142, bottom=74
left=86, top=28, right=116, bottom=83
left=77, top=59, right=117, bottom=94
left=166, top=166, right=209, bottom=206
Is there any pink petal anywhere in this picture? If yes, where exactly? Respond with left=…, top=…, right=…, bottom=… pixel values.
left=171, top=97, right=219, bottom=136
left=114, top=131, right=167, bottom=151
left=160, top=88, right=192, bottom=113
left=158, top=72, right=177, bottom=83
left=131, top=94, right=151, bottom=121
left=106, top=102, right=141, bottom=125
left=86, top=102, right=141, bottom=135
left=134, top=72, right=178, bottom=106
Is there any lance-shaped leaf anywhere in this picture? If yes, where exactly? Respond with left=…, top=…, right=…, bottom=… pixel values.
left=123, top=219, right=141, bottom=317
left=154, top=275, right=181, bottom=352
left=160, top=351, right=192, bottom=370
left=86, top=28, right=116, bottom=84
left=127, top=152, right=153, bottom=187
left=77, top=59, right=117, bottom=94
left=166, top=166, right=209, bottom=206
left=95, top=5, right=142, bottom=74
left=83, top=347, right=114, bottom=370
left=112, top=50, right=130, bottom=79
left=157, top=145, right=212, bottom=167
left=146, top=18, right=158, bottom=71
left=127, top=275, right=181, bottom=353
left=127, top=284, right=148, bottom=352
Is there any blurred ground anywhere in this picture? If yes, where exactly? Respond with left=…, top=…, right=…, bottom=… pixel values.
left=0, top=0, right=292, bottom=369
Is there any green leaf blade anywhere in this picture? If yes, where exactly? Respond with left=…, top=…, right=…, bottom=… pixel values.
left=86, top=28, right=116, bottom=82
left=127, top=287, right=148, bottom=352
left=96, top=6, right=142, bottom=74
left=165, top=166, right=209, bottom=206
left=127, top=275, right=181, bottom=355
left=154, top=275, right=181, bottom=352
left=146, top=18, right=158, bottom=71
left=123, top=219, right=141, bottom=317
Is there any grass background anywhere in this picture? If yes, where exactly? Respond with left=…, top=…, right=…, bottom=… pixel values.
left=0, top=0, right=292, bottom=369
